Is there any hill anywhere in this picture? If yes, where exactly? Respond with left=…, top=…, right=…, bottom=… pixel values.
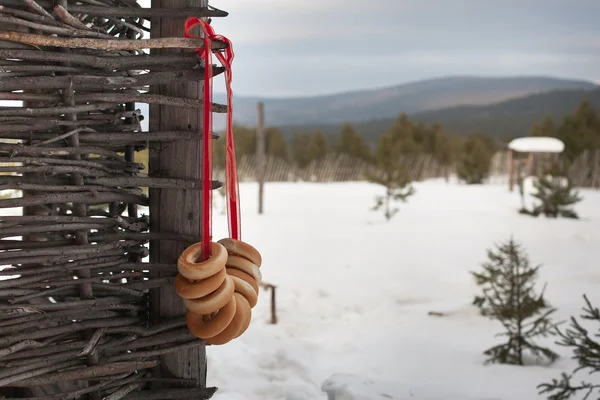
left=212, top=76, right=597, bottom=130
left=271, top=88, right=600, bottom=145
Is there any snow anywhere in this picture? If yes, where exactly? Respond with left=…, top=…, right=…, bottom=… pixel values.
left=321, top=373, right=498, bottom=400
left=206, top=179, right=600, bottom=400
left=2, top=179, right=600, bottom=399
left=507, top=137, right=565, bottom=153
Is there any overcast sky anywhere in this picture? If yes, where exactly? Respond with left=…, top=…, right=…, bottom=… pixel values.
left=141, top=0, right=599, bottom=97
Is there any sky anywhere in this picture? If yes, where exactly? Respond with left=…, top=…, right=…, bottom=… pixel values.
left=144, top=0, right=599, bottom=96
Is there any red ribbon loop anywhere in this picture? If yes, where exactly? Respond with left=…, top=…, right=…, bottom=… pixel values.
left=184, top=17, right=241, bottom=257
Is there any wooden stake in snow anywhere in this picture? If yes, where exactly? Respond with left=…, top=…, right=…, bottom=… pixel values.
left=256, top=101, right=266, bottom=214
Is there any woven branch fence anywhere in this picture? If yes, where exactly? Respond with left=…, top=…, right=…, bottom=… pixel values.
left=0, top=1, right=225, bottom=399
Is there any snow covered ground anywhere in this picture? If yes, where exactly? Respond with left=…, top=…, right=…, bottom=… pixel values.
left=1, top=179, right=598, bottom=399
left=205, top=179, right=600, bottom=400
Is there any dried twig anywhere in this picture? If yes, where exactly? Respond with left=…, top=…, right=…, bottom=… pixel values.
left=0, top=30, right=227, bottom=50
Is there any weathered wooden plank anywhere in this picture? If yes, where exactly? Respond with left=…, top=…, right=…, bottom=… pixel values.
left=149, top=0, right=209, bottom=391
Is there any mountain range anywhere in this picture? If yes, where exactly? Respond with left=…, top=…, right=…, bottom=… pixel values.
left=211, top=76, right=598, bottom=133
left=272, top=87, right=600, bottom=145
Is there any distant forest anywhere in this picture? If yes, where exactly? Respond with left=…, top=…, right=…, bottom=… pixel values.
left=269, top=88, right=600, bottom=146
left=137, top=88, right=600, bottom=186
left=201, top=93, right=600, bottom=188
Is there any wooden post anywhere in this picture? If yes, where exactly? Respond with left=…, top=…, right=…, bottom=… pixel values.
left=526, top=152, right=535, bottom=176
left=508, top=149, right=515, bottom=191
left=149, top=0, right=207, bottom=387
left=256, top=101, right=266, bottom=214
left=261, top=283, right=278, bottom=324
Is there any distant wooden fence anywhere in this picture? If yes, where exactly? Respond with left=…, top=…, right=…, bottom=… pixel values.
left=215, top=153, right=453, bottom=183
left=214, top=149, right=600, bottom=188
left=489, top=150, right=600, bottom=188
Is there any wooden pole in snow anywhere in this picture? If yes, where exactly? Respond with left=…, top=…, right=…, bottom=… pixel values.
left=256, top=101, right=266, bottom=214
left=508, top=149, right=515, bottom=191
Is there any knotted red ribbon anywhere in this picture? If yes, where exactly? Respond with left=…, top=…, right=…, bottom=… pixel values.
left=184, top=17, right=240, bottom=258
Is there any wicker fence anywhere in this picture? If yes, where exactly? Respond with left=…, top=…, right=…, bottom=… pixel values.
left=0, top=1, right=224, bottom=399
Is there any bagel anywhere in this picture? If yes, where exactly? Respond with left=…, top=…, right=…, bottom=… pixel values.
left=186, top=296, right=237, bottom=339
left=175, top=239, right=263, bottom=345
left=225, top=255, right=262, bottom=284
left=226, top=267, right=259, bottom=294
left=229, top=275, right=258, bottom=308
left=183, top=275, right=235, bottom=315
left=204, top=293, right=251, bottom=345
left=175, top=269, right=227, bottom=300
left=218, top=238, right=262, bottom=267
left=235, top=298, right=253, bottom=338
left=177, top=242, right=227, bottom=281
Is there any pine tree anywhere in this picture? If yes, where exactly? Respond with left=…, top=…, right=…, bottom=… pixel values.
left=457, top=134, right=493, bottom=184
left=556, top=99, right=600, bottom=162
left=526, top=175, right=582, bottom=219
left=265, top=127, right=289, bottom=161
left=291, top=132, right=313, bottom=168
left=530, top=116, right=557, bottom=138
left=367, top=127, right=415, bottom=221
left=538, top=295, right=600, bottom=400
left=432, top=127, right=453, bottom=167
left=479, top=238, right=559, bottom=366
left=470, top=247, right=503, bottom=316
left=335, top=123, right=372, bottom=162
left=214, top=124, right=255, bottom=169
left=309, top=131, right=329, bottom=161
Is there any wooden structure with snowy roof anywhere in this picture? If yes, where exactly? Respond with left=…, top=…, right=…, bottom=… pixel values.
left=507, top=136, right=565, bottom=191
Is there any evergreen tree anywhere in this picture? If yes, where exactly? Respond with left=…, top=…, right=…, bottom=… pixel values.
left=309, top=131, right=329, bottom=161
left=526, top=175, right=582, bottom=219
left=214, top=124, right=256, bottom=169
left=471, top=248, right=503, bottom=317
left=335, top=123, right=372, bottom=162
left=530, top=116, right=557, bottom=138
left=457, top=133, right=493, bottom=184
left=479, top=238, right=559, bottom=366
left=367, top=126, right=415, bottom=221
left=389, top=114, right=416, bottom=148
left=529, top=100, right=600, bottom=164
left=432, top=126, right=452, bottom=166
left=555, top=99, right=600, bottom=162
left=291, top=132, right=313, bottom=168
left=538, top=295, right=600, bottom=400
left=265, top=127, right=289, bottom=161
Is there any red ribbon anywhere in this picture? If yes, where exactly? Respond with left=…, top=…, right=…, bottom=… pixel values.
left=184, top=17, right=241, bottom=258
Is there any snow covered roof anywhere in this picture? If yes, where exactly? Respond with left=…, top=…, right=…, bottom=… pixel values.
left=507, top=137, right=565, bottom=153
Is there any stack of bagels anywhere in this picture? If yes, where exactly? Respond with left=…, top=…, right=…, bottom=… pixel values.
left=175, top=238, right=262, bottom=345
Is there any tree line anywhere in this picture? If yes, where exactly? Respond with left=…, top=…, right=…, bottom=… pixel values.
left=214, top=114, right=497, bottom=173
left=212, top=98, right=598, bottom=186
left=528, top=99, right=600, bottom=162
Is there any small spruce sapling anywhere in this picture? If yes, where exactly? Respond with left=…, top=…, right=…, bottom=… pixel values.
left=471, top=247, right=503, bottom=316
left=538, top=295, right=600, bottom=400
left=471, top=234, right=551, bottom=316
left=479, top=238, right=559, bottom=365
left=371, top=185, right=415, bottom=221
left=528, top=175, right=582, bottom=219
left=456, top=134, right=492, bottom=184
left=367, top=129, right=415, bottom=221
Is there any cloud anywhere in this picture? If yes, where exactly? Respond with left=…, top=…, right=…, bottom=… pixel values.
left=129, top=0, right=600, bottom=95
